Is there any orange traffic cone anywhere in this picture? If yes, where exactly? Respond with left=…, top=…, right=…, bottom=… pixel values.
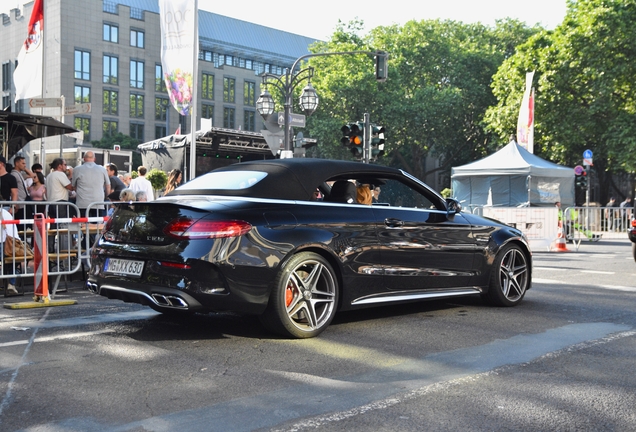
left=551, top=221, right=570, bottom=252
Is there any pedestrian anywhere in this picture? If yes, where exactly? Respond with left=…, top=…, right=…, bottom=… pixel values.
left=0, top=207, right=19, bottom=295
left=372, top=186, right=381, bottom=203
left=11, top=155, right=36, bottom=225
left=605, top=197, right=619, bottom=231
left=135, top=191, right=148, bottom=202
left=121, top=172, right=132, bottom=187
left=164, top=169, right=182, bottom=195
left=0, top=156, right=19, bottom=216
left=620, top=197, right=633, bottom=228
left=129, top=166, right=154, bottom=201
left=72, top=151, right=111, bottom=218
left=28, top=171, right=47, bottom=216
left=106, top=163, right=126, bottom=201
left=45, top=158, right=74, bottom=219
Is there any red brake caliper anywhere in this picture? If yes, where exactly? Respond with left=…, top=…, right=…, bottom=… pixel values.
left=285, top=282, right=294, bottom=307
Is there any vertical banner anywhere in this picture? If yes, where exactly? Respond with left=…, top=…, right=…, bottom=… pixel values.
left=516, top=71, right=535, bottom=153
left=13, top=0, right=44, bottom=103
left=159, top=0, right=197, bottom=116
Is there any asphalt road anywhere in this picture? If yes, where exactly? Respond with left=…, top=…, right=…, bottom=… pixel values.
left=1, top=239, right=635, bottom=432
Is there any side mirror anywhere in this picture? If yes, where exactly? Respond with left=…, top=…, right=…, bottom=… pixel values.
left=446, top=198, right=462, bottom=214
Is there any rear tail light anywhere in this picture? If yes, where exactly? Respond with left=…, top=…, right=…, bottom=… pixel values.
left=632, top=219, right=636, bottom=228
left=164, top=218, right=252, bottom=239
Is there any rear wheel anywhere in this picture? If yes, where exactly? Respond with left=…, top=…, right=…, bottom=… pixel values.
left=260, top=252, right=338, bottom=338
left=632, top=243, right=636, bottom=262
left=483, top=244, right=529, bottom=306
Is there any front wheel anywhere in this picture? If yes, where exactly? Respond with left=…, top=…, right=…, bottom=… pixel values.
left=483, top=243, right=529, bottom=307
left=260, top=252, right=338, bottom=338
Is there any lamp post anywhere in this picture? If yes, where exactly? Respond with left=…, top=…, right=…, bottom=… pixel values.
left=256, top=65, right=319, bottom=159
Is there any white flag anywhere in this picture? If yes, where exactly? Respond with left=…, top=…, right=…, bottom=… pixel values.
left=159, top=0, right=197, bottom=116
left=14, top=0, right=44, bottom=103
left=516, top=71, right=535, bottom=153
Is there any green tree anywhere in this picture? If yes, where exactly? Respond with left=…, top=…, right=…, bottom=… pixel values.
left=305, top=19, right=539, bottom=185
left=486, top=0, right=636, bottom=203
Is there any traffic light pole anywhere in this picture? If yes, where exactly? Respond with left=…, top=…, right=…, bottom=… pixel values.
left=363, top=113, right=370, bottom=164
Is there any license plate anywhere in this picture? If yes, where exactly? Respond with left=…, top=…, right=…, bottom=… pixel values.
left=105, top=258, right=144, bottom=277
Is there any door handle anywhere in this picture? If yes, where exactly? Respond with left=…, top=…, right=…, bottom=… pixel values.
left=384, top=218, right=404, bottom=228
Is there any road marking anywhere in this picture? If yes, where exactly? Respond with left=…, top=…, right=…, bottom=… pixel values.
left=534, top=267, right=566, bottom=271
left=38, top=322, right=628, bottom=432
left=0, top=329, right=114, bottom=348
left=581, top=270, right=614, bottom=274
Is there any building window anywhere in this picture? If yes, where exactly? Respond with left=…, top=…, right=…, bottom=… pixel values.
left=103, top=1, right=117, bottom=14
left=103, top=120, right=118, bottom=137
left=243, top=110, right=255, bottom=132
left=244, top=81, right=255, bottom=106
left=103, top=55, right=118, bottom=85
left=74, top=85, right=90, bottom=104
left=103, top=23, right=118, bottom=43
left=130, top=93, right=144, bottom=118
left=130, top=123, right=144, bottom=141
left=155, top=64, right=166, bottom=92
left=155, top=97, right=169, bottom=121
left=155, top=125, right=167, bottom=139
left=2, top=95, right=11, bottom=110
left=202, top=73, right=214, bottom=99
left=130, top=60, right=144, bottom=88
left=200, top=50, right=212, bottom=62
left=75, top=117, right=90, bottom=141
left=223, top=107, right=235, bottom=129
left=130, top=7, right=144, bottom=20
left=130, top=29, right=145, bottom=48
left=223, top=77, right=235, bottom=103
left=74, top=50, right=90, bottom=80
left=103, top=90, right=118, bottom=115
left=2, top=62, right=11, bottom=91
left=201, top=103, right=214, bottom=120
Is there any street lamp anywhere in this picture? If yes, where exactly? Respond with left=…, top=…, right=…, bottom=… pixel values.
left=256, top=66, right=318, bottom=158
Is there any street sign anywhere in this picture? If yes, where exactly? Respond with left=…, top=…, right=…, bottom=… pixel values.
left=28, top=98, right=62, bottom=108
left=277, top=112, right=306, bottom=127
left=583, top=149, right=593, bottom=159
left=64, top=103, right=91, bottom=115
left=574, top=165, right=584, bottom=175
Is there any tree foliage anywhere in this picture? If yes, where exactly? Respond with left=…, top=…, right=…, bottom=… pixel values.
left=485, top=0, right=636, bottom=202
left=304, top=19, right=539, bottom=184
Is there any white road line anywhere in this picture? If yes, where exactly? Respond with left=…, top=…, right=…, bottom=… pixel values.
left=534, top=267, right=567, bottom=271
left=581, top=270, right=615, bottom=275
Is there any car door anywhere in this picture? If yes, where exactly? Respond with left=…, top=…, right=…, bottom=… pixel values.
left=372, top=178, right=477, bottom=290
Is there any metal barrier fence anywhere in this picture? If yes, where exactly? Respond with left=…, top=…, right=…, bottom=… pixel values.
left=470, top=205, right=633, bottom=251
left=0, top=200, right=108, bottom=297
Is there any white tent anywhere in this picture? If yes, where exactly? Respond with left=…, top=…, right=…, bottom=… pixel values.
left=451, top=141, right=575, bottom=207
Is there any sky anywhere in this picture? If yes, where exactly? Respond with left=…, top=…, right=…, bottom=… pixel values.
left=197, top=0, right=568, bottom=40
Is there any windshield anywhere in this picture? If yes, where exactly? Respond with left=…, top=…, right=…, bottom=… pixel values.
left=178, top=170, right=267, bottom=191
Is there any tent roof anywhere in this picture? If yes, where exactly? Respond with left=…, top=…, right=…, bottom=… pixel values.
left=451, top=141, right=573, bottom=178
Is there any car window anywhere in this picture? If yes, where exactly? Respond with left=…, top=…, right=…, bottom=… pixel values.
left=178, top=170, right=267, bottom=191
left=375, top=178, right=438, bottom=210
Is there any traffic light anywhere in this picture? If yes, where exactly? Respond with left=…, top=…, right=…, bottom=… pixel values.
left=370, top=124, right=385, bottom=159
left=340, top=122, right=364, bottom=156
left=374, top=51, right=388, bottom=82
left=576, top=169, right=588, bottom=190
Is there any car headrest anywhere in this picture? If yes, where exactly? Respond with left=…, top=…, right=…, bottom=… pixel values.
left=326, top=181, right=357, bottom=203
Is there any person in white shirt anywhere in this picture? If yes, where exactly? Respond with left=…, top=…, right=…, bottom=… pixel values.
left=129, top=166, right=154, bottom=201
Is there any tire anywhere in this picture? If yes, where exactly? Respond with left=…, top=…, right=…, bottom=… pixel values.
left=483, top=243, right=529, bottom=307
left=260, top=252, right=338, bottom=338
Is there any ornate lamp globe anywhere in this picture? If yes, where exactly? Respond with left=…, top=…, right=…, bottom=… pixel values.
left=256, top=90, right=275, bottom=119
left=299, top=83, right=319, bottom=116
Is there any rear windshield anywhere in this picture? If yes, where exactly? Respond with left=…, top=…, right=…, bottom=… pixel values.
left=178, top=170, right=267, bottom=191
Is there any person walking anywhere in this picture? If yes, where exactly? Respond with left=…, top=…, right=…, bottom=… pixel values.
left=72, top=151, right=110, bottom=218
left=130, top=166, right=154, bottom=201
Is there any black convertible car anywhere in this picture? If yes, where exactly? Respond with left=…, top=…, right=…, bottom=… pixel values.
left=88, top=158, right=531, bottom=338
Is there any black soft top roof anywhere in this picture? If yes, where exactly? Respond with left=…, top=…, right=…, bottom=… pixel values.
left=174, top=158, right=402, bottom=201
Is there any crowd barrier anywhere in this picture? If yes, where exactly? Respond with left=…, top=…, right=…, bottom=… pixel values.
left=471, top=205, right=633, bottom=251
left=0, top=200, right=108, bottom=299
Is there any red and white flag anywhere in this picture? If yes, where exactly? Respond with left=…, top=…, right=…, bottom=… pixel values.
left=175, top=125, right=181, bottom=135
left=516, top=71, right=535, bottom=153
left=14, top=0, right=44, bottom=103
left=159, top=0, right=197, bottom=116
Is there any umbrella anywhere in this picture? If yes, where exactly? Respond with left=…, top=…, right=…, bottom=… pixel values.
left=0, top=109, right=79, bottom=158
